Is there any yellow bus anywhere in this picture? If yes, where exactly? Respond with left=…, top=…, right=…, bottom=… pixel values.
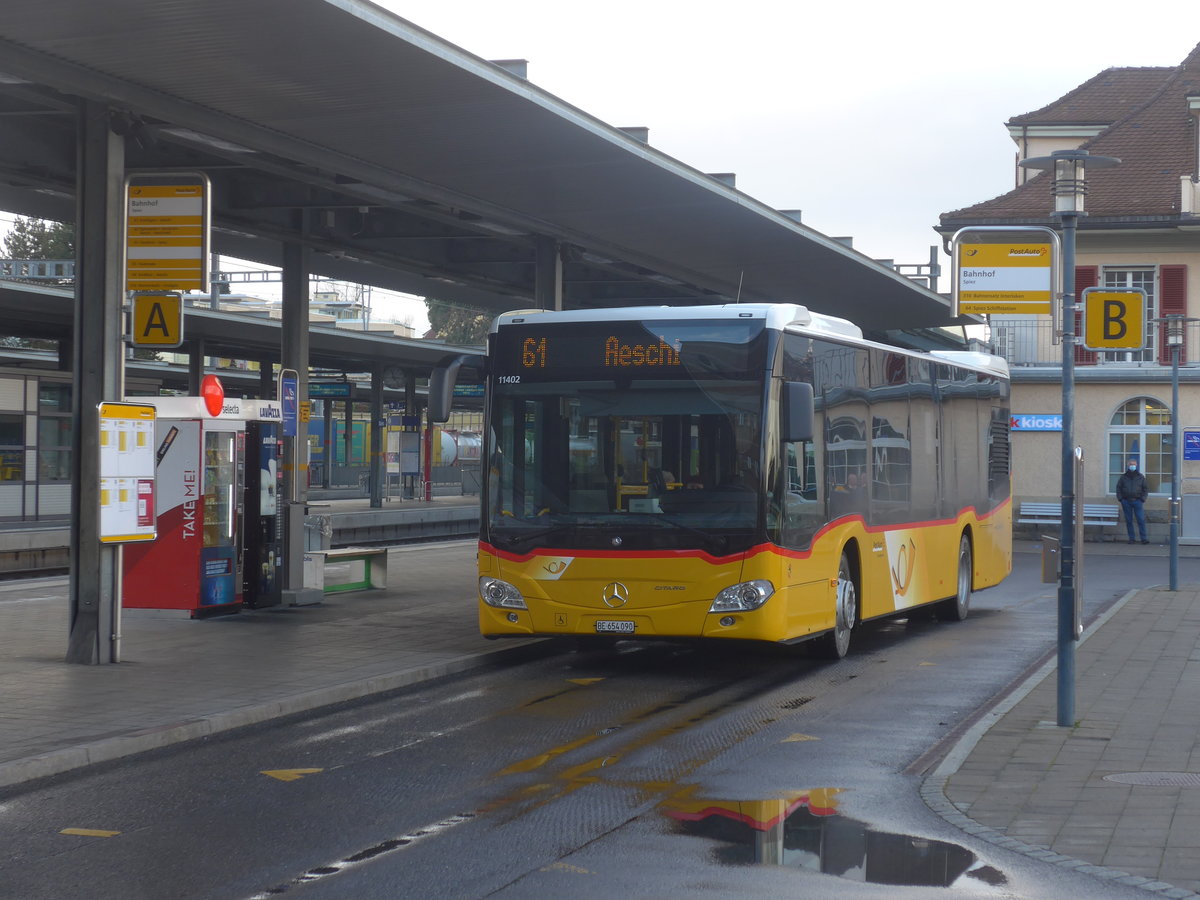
left=430, top=303, right=1011, bottom=657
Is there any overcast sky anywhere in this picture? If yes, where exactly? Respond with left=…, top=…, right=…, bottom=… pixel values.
left=384, top=1, right=1198, bottom=272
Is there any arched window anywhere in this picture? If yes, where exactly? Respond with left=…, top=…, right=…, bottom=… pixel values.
left=1108, top=398, right=1171, bottom=495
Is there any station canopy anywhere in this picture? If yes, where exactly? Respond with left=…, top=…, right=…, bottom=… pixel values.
left=0, top=0, right=957, bottom=364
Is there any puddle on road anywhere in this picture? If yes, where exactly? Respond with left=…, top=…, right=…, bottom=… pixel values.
left=663, top=789, right=1007, bottom=890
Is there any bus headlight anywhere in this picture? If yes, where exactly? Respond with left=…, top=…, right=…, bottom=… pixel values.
left=480, top=577, right=527, bottom=609
left=710, top=580, right=774, bottom=613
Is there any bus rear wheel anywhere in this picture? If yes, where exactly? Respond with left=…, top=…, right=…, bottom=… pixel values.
left=816, top=551, right=856, bottom=659
left=937, top=533, right=972, bottom=622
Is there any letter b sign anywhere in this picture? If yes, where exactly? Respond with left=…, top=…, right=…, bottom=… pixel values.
left=1082, top=289, right=1145, bottom=351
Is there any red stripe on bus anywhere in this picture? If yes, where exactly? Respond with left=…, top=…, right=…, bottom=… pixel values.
left=482, top=498, right=1009, bottom=564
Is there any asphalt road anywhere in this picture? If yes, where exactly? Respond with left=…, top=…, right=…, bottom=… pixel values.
left=1, top=544, right=1193, bottom=899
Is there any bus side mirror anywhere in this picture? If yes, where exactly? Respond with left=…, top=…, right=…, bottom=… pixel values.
left=782, top=381, right=814, bottom=443
left=428, top=354, right=475, bottom=424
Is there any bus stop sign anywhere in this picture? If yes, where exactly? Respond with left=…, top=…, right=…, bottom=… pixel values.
left=129, top=293, right=184, bottom=348
left=1081, top=288, right=1146, bottom=350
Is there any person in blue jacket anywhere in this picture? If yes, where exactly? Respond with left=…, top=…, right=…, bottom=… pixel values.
left=1115, top=458, right=1149, bottom=545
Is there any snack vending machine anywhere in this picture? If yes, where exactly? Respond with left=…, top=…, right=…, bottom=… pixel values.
left=123, top=398, right=280, bottom=617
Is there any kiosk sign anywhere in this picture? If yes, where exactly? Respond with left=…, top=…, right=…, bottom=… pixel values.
left=952, top=227, right=1060, bottom=317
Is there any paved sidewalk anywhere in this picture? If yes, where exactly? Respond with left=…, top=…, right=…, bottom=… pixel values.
left=0, top=539, right=550, bottom=789
left=925, top=541, right=1200, bottom=898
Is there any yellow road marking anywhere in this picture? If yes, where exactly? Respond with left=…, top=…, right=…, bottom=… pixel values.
left=261, top=768, right=324, bottom=782
left=567, top=678, right=605, bottom=686
left=499, top=735, right=596, bottom=776
left=782, top=733, right=819, bottom=743
left=541, top=862, right=594, bottom=874
left=61, top=828, right=120, bottom=838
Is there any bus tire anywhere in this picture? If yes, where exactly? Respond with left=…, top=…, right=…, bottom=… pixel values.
left=816, top=550, right=857, bottom=659
left=937, top=533, right=972, bottom=622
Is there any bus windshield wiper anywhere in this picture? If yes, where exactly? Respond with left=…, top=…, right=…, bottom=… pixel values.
left=650, top=514, right=729, bottom=553
left=492, top=523, right=566, bottom=546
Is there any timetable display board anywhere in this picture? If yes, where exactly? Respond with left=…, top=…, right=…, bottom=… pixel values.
left=125, top=172, right=211, bottom=293
left=98, top=402, right=157, bottom=543
left=951, top=226, right=1061, bottom=317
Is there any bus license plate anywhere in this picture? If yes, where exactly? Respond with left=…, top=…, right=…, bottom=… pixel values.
left=595, top=620, right=635, bottom=634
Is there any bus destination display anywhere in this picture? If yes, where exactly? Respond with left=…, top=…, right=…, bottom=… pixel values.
left=492, top=321, right=763, bottom=382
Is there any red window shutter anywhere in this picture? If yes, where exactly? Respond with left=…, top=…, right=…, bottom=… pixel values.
left=1158, top=264, right=1188, bottom=364
left=1074, top=266, right=1098, bottom=365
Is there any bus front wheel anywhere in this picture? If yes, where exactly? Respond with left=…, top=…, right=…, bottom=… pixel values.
left=816, top=551, right=857, bottom=659
left=937, top=533, right=972, bottom=622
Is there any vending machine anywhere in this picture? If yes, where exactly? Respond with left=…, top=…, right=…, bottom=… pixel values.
left=242, top=418, right=281, bottom=608
left=123, top=397, right=281, bottom=617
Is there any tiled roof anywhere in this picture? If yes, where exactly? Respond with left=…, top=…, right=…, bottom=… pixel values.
left=1007, top=67, right=1173, bottom=127
left=941, top=42, right=1200, bottom=227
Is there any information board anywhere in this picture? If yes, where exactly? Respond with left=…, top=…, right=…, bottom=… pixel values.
left=951, top=226, right=1060, bottom=317
left=125, top=173, right=211, bottom=293
left=98, top=402, right=157, bottom=543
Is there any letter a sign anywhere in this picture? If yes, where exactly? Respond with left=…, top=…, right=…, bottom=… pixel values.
left=1081, top=288, right=1145, bottom=351
left=130, top=292, right=184, bottom=348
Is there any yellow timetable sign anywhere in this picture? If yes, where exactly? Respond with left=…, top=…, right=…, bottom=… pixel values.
left=130, top=293, right=184, bottom=347
left=957, top=242, right=1053, bottom=315
left=125, top=175, right=210, bottom=293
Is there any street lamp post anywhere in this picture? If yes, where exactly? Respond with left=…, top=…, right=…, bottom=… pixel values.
left=1018, top=149, right=1119, bottom=728
left=1163, top=316, right=1192, bottom=591
left=1171, top=319, right=1181, bottom=591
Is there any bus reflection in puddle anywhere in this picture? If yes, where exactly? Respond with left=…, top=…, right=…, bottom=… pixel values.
left=663, top=790, right=1006, bottom=889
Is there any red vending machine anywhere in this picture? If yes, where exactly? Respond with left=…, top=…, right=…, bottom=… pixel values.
left=124, top=397, right=248, bottom=616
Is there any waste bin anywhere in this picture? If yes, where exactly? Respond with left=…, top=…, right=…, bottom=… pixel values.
left=304, top=513, right=332, bottom=551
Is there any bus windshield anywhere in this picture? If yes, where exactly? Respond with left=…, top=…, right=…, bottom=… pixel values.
left=484, top=319, right=767, bottom=554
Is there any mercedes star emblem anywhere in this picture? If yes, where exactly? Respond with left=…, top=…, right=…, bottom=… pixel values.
left=602, top=582, right=630, bottom=608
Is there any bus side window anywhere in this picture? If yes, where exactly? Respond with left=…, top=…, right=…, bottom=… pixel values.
left=780, top=441, right=820, bottom=548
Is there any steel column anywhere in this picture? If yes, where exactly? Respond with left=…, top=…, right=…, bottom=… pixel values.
left=280, top=236, right=317, bottom=605
left=370, top=365, right=383, bottom=508
left=1057, top=211, right=1077, bottom=726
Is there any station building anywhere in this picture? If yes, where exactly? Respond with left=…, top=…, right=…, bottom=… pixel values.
left=938, top=41, right=1200, bottom=540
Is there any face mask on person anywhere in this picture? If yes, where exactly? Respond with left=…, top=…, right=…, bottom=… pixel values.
left=1128, top=463, right=1138, bottom=472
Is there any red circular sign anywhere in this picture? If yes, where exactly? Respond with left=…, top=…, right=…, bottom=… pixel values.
left=200, top=375, right=225, bottom=417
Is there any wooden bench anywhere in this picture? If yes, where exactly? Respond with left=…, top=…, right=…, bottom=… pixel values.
left=1017, top=502, right=1120, bottom=528
left=305, top=547, right=388, bottom=593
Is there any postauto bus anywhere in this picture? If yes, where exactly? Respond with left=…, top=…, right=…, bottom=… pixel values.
left=429, top=304, right=1011, bottom=658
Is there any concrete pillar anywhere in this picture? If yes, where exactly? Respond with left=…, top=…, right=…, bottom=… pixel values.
left=534, top=234, right=562, bottom=311
left=67, top=102, right=125, bottom=664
